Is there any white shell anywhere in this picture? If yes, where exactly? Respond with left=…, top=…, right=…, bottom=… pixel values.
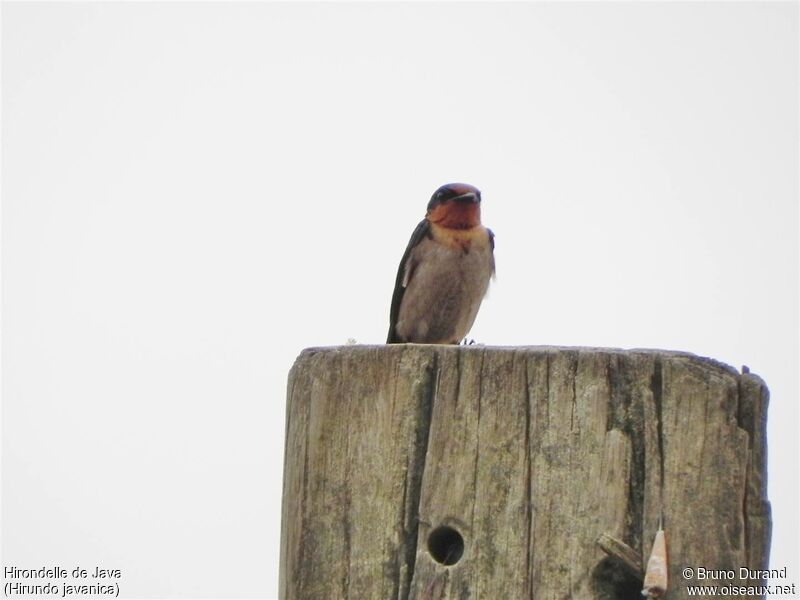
left=641, top=528, right=668, bottom=598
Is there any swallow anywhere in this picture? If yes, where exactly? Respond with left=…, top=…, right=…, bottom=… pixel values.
left=387, top=183, right=495, bottom=344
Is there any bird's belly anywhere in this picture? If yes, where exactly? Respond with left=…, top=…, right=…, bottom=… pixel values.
left=396, top=241, right=492, bottom=344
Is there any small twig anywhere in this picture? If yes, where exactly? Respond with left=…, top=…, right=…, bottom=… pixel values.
left=596, top=533, right=644, bottom=578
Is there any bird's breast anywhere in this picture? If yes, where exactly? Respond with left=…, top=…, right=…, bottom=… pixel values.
left=396, top=226, right=494, bottom=344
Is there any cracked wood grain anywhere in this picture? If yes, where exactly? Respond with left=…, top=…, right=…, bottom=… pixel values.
left=279, top=346, right=771, bottom=599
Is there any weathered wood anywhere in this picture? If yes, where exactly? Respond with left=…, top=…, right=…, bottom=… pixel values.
left=279, top=346, right=770, bottom=599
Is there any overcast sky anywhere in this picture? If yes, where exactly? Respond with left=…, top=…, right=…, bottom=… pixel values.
left=2, top=2, right=798, bottom=598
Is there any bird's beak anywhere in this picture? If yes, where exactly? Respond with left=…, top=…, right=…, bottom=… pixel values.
left=452, top=191, right=479, bottom=204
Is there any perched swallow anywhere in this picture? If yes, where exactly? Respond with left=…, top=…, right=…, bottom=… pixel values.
left=387, top=183, right=495, bottom=344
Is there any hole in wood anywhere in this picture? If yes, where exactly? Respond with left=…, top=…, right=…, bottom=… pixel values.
left=591, top=556, right=643, bottom=600
left=427, top=525, right=465, bottom=566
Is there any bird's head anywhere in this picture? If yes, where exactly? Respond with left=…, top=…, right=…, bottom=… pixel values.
left=426, top=183, right=482, bottom=229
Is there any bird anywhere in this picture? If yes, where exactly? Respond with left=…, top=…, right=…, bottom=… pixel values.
left=387, top=183, right=495, bottom=344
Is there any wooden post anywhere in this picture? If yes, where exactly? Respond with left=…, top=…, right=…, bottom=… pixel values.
left=279, top=346, right=770, bottom=599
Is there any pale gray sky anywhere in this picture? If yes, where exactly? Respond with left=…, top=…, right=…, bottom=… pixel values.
left=2, top=2, right=798, bottom=598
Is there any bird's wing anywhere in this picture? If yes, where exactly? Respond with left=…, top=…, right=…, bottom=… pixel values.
left=387, top=219, right=431, bottom=343
left=488, top=227, right=496, bottom=276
